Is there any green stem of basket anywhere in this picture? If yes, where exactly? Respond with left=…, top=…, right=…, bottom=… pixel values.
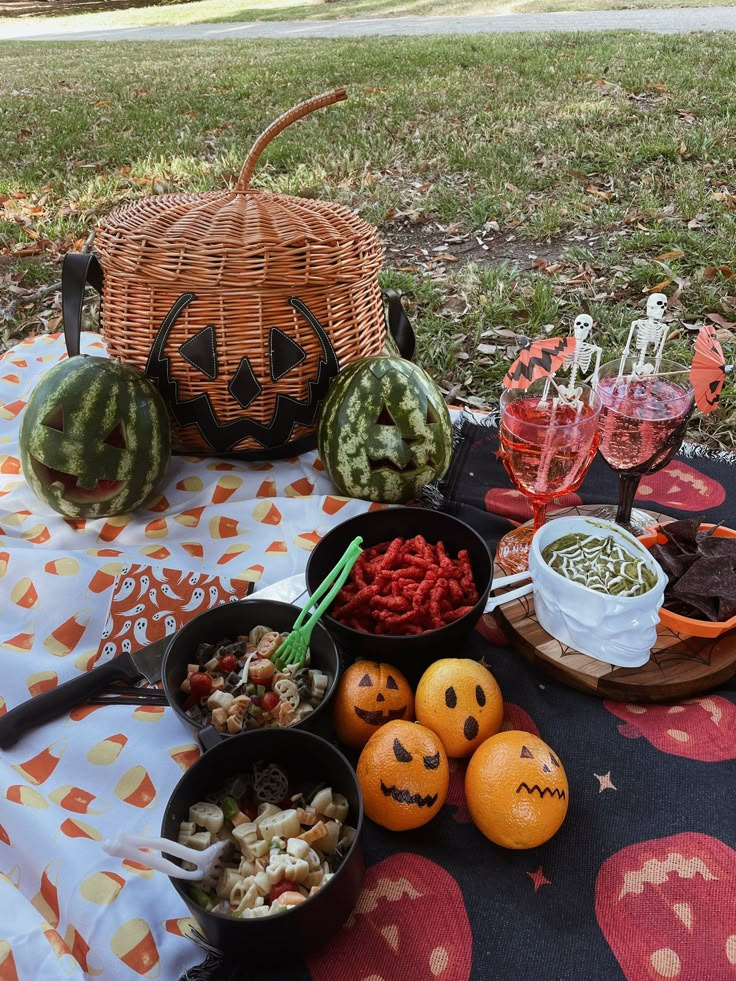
left=273, top=536, right=363, bottom=669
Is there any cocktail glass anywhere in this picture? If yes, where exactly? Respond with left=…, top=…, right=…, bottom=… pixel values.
left=596, top=357, right=694, bottom=534
left=495, top=380, right=602, bottom=574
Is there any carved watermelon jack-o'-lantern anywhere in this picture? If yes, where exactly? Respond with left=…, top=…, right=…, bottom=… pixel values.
left=333, top=661, right=414, bottom=750
left=19, top=356, right=171, bottom=518
left=318, top=357, right=453, bottom=503
left=61, top=90, right=413, bottom=460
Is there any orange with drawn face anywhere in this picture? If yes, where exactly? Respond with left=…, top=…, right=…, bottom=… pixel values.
left=465, top=731, right=568, bottom=849
left=333, top=661, right=414, bottom=749
left=415, top=658, right=503, bottom=758
left=357, top=720, right=448, bottom=831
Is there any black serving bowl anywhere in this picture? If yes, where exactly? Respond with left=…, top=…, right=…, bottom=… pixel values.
left=305, top=507, right=493, bottom=684
left=162, top=599, right=340, bottom=740
left=161, top=727, right=364, bottom=960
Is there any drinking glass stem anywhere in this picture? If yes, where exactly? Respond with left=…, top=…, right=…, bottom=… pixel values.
left=616, top=473, right=641, bottom=526
left=532, top=501, right=547, bottom=533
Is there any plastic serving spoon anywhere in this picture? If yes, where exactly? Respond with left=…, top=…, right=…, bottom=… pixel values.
left=103, top=833, right=229, bottom=888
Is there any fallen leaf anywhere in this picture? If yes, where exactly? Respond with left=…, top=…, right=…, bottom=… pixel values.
left=585, top=186, right=613, bottom=201
left=704, top=266, right=734, bottom=281
left=646, top=279, right=671, bottom=293
left=654, top=250, right=684, bottom=261
left=706, top=313, right=736, bottom=330
left=687, top=214, right=708, bottom=229
left=439, top=296, right=468, bottom=317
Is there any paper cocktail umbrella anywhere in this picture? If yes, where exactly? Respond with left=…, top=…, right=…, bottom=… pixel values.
left=503, top=337, right=576, bottom=390
left=691, top=323, right=734, bottom=414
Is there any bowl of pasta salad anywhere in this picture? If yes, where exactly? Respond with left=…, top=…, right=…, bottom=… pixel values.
left=160, top=727, right=364, bottom=957
left=162, top=599, right=340, bottom=740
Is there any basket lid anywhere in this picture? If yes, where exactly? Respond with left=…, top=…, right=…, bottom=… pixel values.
left=94, top=89, right=382, bottom=289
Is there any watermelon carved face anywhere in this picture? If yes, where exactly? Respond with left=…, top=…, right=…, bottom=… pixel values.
left=318, top=357, right=452, bottom=503
left=20, top=356, right=171, bottom=518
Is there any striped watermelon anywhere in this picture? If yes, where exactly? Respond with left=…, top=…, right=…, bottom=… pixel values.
left=19, top=355, right=171, bottom=518
left=317, top=357, right=452, bottom=503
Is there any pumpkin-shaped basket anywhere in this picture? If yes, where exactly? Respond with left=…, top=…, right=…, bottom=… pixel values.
left=62, top=89, right=413, bottom=459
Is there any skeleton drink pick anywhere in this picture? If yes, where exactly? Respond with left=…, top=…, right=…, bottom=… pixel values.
left=617, top=293, right=670, bottom=379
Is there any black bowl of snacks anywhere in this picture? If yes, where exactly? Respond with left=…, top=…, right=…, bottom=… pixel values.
left=305, top=507, right=493, bottom=682
left=161, top=727, right=364, bottom=960
left=162, top=599, right=340, bottom=740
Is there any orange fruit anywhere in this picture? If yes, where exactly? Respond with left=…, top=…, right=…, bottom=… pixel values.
left=465, top=731, right=568, bottom=849
left=414, top=658, right=503, bottom=757
left=333, top=661, right=414, bottom=750
left=356, top=720, right=449, bottom=831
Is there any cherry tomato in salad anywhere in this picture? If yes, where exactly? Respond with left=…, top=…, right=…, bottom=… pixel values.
left=219, top=654, right=237, bottom=674
left=240, top=802, right=258, bottom=821
left=261, top=690, right=279, bottom=713
left=189, top=672, right=213, bottom=700
left=269, top=879, right=299, bottom=903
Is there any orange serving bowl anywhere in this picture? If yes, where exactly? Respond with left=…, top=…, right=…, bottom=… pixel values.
left=639, top=523, right=736, bottom=639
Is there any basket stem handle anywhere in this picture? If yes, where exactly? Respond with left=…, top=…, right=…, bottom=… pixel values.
left=236, top=88, right=348, bottom=193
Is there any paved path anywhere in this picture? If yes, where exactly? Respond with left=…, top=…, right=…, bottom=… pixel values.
left=1, top=6, right=735, bottom=41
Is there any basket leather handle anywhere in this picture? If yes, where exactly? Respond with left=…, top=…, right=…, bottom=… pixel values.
left=236, top=88, right=348, bottom=193
left=62, top=252, right=104, bottom=357
left=383, top=288, right=415, bottom=361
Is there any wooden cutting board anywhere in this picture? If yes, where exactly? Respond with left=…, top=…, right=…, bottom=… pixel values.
left=492, top=504, right=736, bottom=703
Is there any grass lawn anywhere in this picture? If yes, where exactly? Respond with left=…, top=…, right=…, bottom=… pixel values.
left=2, top=0, right=735, bottom=29
left=1, top=33, right=735, bottom=445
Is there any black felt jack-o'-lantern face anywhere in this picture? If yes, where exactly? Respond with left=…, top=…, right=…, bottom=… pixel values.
left=354, top=664, right=413, bottom=727
left=514, top=742, right=568, bottom=809
left=145, top=293, right=339, bottom=452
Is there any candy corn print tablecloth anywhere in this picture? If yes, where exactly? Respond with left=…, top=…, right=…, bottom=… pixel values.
left=1, top=332, right=736, bottom=981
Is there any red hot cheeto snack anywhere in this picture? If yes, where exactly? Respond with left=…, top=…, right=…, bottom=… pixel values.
left=330, top=536, right=478, bottom=635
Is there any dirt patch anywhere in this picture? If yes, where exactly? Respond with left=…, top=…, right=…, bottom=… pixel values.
left=379, top=217, right=599, bottom=275
left=0, top=0, right=175, bottom=17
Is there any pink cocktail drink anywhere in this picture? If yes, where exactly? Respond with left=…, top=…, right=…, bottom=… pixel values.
left=596, top=358, right=694, bottom=532
left=500, top=397, right=600, bottom=504
left=598, top=376, right=692, bottom=471
left=496, top=382, right=602, bottom=573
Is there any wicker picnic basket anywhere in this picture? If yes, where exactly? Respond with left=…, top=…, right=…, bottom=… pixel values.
left=62, top=88, right=413, bottom=459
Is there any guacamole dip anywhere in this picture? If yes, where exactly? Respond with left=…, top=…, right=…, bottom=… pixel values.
left=542, top=532, right=657, bottom=597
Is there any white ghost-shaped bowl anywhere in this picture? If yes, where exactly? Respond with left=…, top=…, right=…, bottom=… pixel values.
left=528, top=516, right=666, bottom=668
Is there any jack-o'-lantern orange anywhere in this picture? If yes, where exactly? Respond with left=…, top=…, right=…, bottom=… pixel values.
left=333, top=661, right=414, bottom=749
left=357, top=720, right=448, bottom=831
left=465, top=731, right=568, bottom=849
left=415, top=658, right=503, bottom=758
